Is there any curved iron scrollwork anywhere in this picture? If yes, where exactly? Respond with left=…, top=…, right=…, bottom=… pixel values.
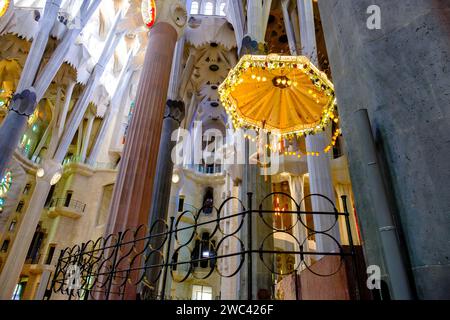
left=47, top=192, right=359, bottom=300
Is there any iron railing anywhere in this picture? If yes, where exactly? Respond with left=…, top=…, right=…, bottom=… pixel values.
left=46, top=192, right=362, bottom=300
left=48, top=198, right=87, bottom=214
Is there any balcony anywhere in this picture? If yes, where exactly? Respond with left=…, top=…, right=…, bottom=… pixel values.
left=63, top=155, right=118, bottom=171
left=46, top=197, right=86, bottom=219
left=195, top=164, right=222, bottom=175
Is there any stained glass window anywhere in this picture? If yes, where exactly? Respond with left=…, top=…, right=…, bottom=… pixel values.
left=141, top=0, right=156, bottom=28
left=0, top=0, right=10, bottom=18
left=0, top=171, right=12, bottom=197
left=0, top=170, right=12, bottom=212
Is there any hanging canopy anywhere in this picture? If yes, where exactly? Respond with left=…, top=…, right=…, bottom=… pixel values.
left=219, top=54, right=337, bottom=137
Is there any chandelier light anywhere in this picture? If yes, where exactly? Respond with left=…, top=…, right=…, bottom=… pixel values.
left=219, top=54, right=338, bottom=138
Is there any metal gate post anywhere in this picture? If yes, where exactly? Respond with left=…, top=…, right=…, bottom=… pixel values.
left=247, top=192, right=253, bottom=300
left=342, top=195, right=361, bottom=300
left=44, top=249, right=65, bottom=300
left=69, top=242, right=86, bottom=300
left=105, top=232, right=122, bottom=300
left=161, top=217, right=175, bottom=300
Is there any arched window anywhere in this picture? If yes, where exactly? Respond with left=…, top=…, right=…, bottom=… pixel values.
left=202, top=187, right=214, bottom=214
left=0, top=170, right=12, bottom=197
left=190, top=1, right=200, bottom=15
left=218, top=1, right=226, bottom=16
left=191, top=232, right=216, bottom=269
left=204, top=1, right=214, bottom=15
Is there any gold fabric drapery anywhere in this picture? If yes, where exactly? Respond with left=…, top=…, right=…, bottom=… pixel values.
left=219, top=54, right=337, bottom=137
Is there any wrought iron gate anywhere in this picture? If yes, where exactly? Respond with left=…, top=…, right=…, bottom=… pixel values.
left=45, top=192, right=362, bottom=300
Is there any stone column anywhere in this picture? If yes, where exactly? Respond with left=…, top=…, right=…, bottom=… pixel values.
left=33, top=270, right=52, bottom=300
left=297, top=0, right=340, bottom=252
left=145, top=107, right=186, bottom=296
left=0, top=159, right=62, bottom=299
left=335, top=184, right=360, bottom=246
left=53, top=10, right=124, bottom=162
left=76, top=121, right=84, bottom=158
left=144, top=100, right=185, bottom=286
left=34, top=0, right=102, bottom=101
left=281, top=0, right=298, bottom=55
left=240, top=137, right=273, bottom=300
left=297, top=0, right=315, bottom=59
left=150, top=102, right=185, bottom=219
left=55, top=82, right=76, bottom=142
left=32, top=86, right=62, bottom=161
left=87, top=52, right=135, bottom=167
left=315, top=0, right=446, bottom=298
left=246, top=0, right=272, bottom=44
left=168, top=37, right=185, bottom=100
left=226, top=0, right=246, bottom=53
left=288, top=174, right=308, bottom=263
left=0, top=17, right=122, bottom=300
left=80, top=111, right=94, bottom=163
left=44, top=80, right=77, bottom=159
left=0, top=0, right=101, bottom=177
left=237, top=1, right=275, bottom=300
left=108, top=1, right=187, bottom=234
left=160, top=178, right=183, bottom=298
left=305, top=134, right=340, bottom=253
left=178, top=48, right=197, bottom=100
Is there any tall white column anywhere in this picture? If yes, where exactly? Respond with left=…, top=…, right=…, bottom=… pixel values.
left=0, top=159, right=62, bottom=299
left=0, top=0, right=62, bottom=177
left=306, top=134, right=340, bottom=252
left=168, top=37, right=186, bottom=100
left=226, top=0, right=246, bottom=53
left=32, top=86, right=62, bottom=160
left=87, top=50, right=134, bottom=166
left=281, top=0, right=298, bottom=55
left=178, top=49, right=197, bottom=99
left=34, top=1, right=102, bottom=101
left=0, top=13, right=123, bottom=300
left=80, top=112, right=94, bottom=163
left=53, top=12, right=124, bottom=162
left=0, top=0, right=101, bottom=177
left=246, top=0, right=272, bottom=44
left=297, top=0, right=316, bottom=60
left=336, top=184, right=360, bottom=245
left=184, top=92, right=197, bottom=131
left=33, top=270, right=51, bottom=300
left=56, top=82, right=76, bottom=139
left=45, top=81, right=76, bottom=159
left=288, top=174, right=309, bottom=262
left=76, top=120, right=84, bottom=157
left=298, top=0, right=340, bottom=252
left=161, top=176, right=183, bottom=298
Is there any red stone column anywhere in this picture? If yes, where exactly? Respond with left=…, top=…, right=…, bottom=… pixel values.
left=105, top=22, right=179, bottom=300
left=109, top=22, right=178, bottom=233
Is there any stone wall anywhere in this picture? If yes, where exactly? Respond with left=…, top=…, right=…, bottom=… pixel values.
left=318, top=0, right=450, bottom=299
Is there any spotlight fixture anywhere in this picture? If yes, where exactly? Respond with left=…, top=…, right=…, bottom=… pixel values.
left=273, top=76, right=292, bottom=89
